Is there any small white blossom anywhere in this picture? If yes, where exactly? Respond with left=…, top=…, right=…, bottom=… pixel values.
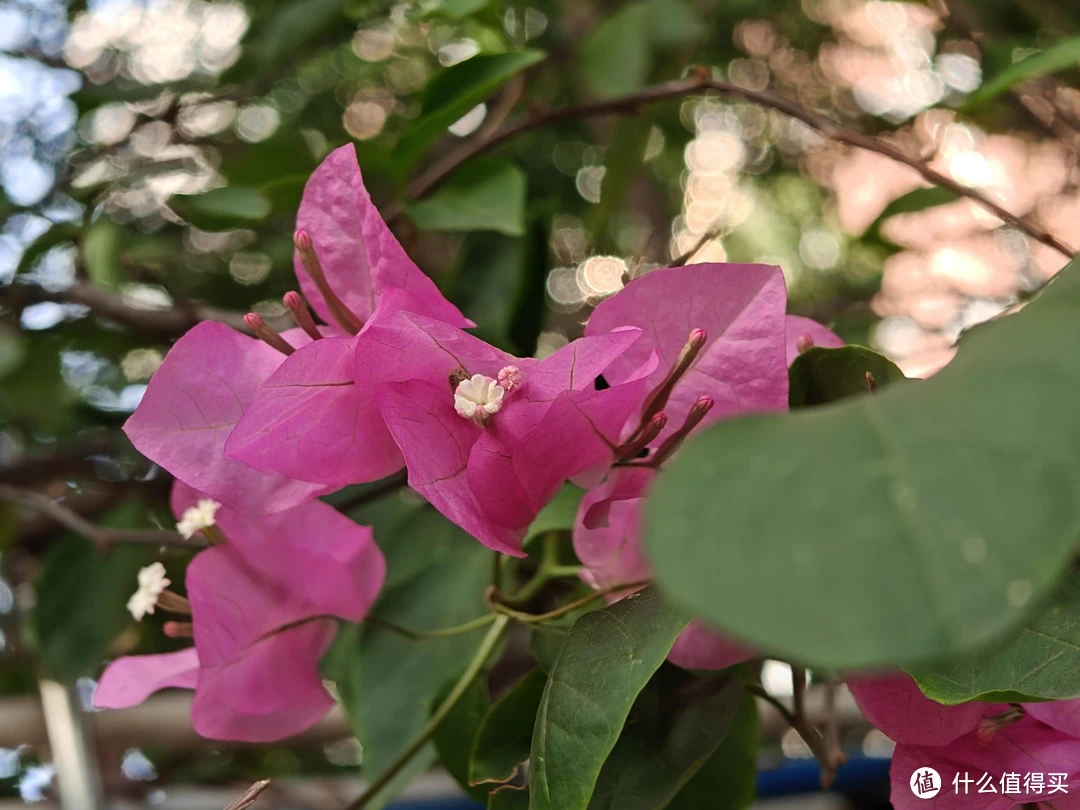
left=175, top=498, right=221, bottom=539
left=454, top=374, right=505, bottom=426
left=126, top=562, right=170, bottom=621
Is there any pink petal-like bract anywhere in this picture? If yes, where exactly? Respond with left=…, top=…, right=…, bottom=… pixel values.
left=94, top=648, right=200, bottom=709
left=96, top=483, right=384, bottom=743
left=890, top=717, right=1080, bottom=810
left=847, top=673, right=986, bottom=747
left=574, top=466, right=753, bottom=670
left=225, top=287, right=452, bottom=488
left=294, top=143, right=470, bottom=329
left=586, top=263, right=790, bottom=443
left=186, top=544, right=339, bottom=742
left=785, top=314, right=844, bottom=365
left=123, top=322, right=331, bottom=514
left=364, top=311, right=645, bottom=554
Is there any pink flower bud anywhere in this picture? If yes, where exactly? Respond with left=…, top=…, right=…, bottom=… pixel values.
left=795, top=333, right=814, bottom=354
left=688, top=328, right=707, bottom=348
left=244, top=312, right=295, bottom=356
left=293, top=230, right=312, bottom=250
left=283, top=291, right=303, bottom=309
left=496, top=365, right=524, bottom=391
left=691, top=395, right=715, bottom=415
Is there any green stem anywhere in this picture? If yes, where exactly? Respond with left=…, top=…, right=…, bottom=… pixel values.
left=369, top=613, right=496, bottom=640
left=502, top=533, right=581, bottom=607
left=490, top=579, right=650, bottom=624
left=346, top=614, right=510, bottom=810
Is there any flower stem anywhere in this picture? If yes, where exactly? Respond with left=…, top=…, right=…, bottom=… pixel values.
left=346, top=614, right=510, bottom=810
left=488, top=579, right=651, bottom=624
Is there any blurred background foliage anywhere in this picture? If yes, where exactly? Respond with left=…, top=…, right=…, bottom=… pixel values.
left=2, top=0, right=1080, bottom=805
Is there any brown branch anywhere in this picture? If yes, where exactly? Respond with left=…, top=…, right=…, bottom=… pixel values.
left=2, top=280, right=254, bottom=339
left=0, top=431, right=119, bottom=484
left=396, top=75, right=1075, bottom=258
left=0, top=483, right=203, bottom=550
left=791, top=667, right=839, bottom=788
left=224, top=780, right=270, bottom=810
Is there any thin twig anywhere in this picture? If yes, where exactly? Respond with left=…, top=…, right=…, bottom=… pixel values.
left=346, top=615, right=510, bottom=810
left=224, top=779, right=270, bottom=810
left=397, top=75, right=1075, bottom=258
left=672, top=226, right=724, bottom=267
left=823, top=675, right=846, bottom=775
left=0, top=483, right=203, bottom=550
left=2, top=280, right=255, bottom=339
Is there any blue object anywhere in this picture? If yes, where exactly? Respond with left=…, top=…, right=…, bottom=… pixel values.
left=756, top=756, right=892, bottom=798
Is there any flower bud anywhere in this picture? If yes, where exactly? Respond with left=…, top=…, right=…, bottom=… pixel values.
left=244, top=313, right=295, bottom=356
left=283, top=291, right=322, bottom=341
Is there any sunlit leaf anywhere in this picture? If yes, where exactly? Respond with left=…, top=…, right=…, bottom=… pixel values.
left=965, top=37, right=1080, bottom=109
left=407, top=158, right=527, bottom=236
left=168, top=187, right=272, bottom=231
left=394, top=51, right=545, bottom=172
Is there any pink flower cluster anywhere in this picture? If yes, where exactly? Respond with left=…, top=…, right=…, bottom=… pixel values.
left=96, top=144, right=842, bottom=742
left=850, top=674, right=1080, bottom=809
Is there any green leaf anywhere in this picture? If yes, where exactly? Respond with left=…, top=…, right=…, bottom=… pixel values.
left=866, top=187, right=960, bottom=241
left=0, top=324, right=27, bottom=381
left=470, top=669, right=547, bottom=786
left=645, top=254, right=1080, bottom=669
left=579, top=0, right=698, bottom=98
left=910, top=572, right=1080, bottom=704
left=169, top=187, right=272, bottom=231
left=667, top=691, right=760, bottom=810
left=789, top=345, right=909, bottom=408
left=965, top=37, right=1080, bottom=110
left=34, top=523, right=156, bottom=679
left=16, top=223, right=80, bottom=275
left=580, top=4, right=650, bottom=98
left=524, top=484, right=584, bottom=545
left=407, top=158, right=527, bottom=236
left=489, top=785, right=529, bottom=810
left=395, top=51, right=545, bottom=172
left=587, top=670, right=743, bottom=810
left=81, top=219, right=124, bottom=291
left=529, top=587, right=689, bottom=810
left=330, top=510, right=492, bottom=810
left=433, top=675, right=491, bottom=801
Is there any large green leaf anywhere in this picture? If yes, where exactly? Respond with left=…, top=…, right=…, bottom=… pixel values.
left=646, top=255, right=1080, bottom=669
left=667, top=691, right=760, bottom=810
left=470, top=669, right=547, bottom=787
left=34, top=521, right=156, bottom=679
left=528, top=587, right=689, bottom=810
left=169, top=187, right=272, bottom=231
left=789, top=345, right=908, bottom=408
left=395, top=51, right=545, bottom=172
left=586, top=670, right=743, bottom=810
left=965, top=37, right=1080, bottom=110
left=433, top=676, right=491, bottom=801
left=407, top=158, right=527, bottom=236
left=910, top=573, right=1080, bottom=704
left=330, top=509, right=492, bottom=810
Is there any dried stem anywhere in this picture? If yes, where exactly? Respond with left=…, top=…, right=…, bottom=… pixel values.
left=223, top=779, right=270, bottom=810
left=790, top=667, right=840, bottom=788
left=398, top=75, right=1075, bottom=258
left=0, top=483, right=202, bottom=550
